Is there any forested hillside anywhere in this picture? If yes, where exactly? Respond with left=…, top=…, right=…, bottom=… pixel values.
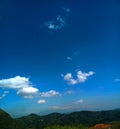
left=1, top=108, right=120, bottom=129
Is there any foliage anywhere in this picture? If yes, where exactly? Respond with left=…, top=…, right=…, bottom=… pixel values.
left=17, top=109, right=120, bottom=127
left=1, top=108, right=120, bottom=129
left=111, top=121, right=120, bottom=129
left=45, top=125, right=89, bottom=129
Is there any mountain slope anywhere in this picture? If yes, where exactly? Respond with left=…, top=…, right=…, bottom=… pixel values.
left=0, top=109, right=14, bottom=129
left=17, top=109, right=120, bottom=128
left=0, top=109, right=26, bottom=129
left=0, top=108, right=120, bottom=129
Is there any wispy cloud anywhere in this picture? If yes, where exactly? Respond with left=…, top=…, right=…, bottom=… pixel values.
left=44, top=15, right=65, bottom=31
left=62, top=70, right=95, bottom=85
left=62, top=7, right=70, bottom=14
left=66, top=57, right=73, bottom=61
left=75, top=99, right=84, bottom=104
left=0, top=76, right=39, bottom=99
left=0, top=90, right=9, bottom=99
left=40, top=90, right=61, bottom=97
left=114, top=78, right=120, bottom=82
left=37, top=99, right=46, bottom=104
left=66, top=90, right=74, bottom=94
left=73, top=50, right=80, bottom=56
left=44, top=7, right=70, bottom=31
left=66, top=50, right=80, bottom=61
left=50, top=105, right=72, bottom=110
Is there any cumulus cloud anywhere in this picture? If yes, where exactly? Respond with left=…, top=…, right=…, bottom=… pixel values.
left=75, top=99, right=84, bottom=104
left=0, top=76, right=39, bottom=99
left=41, top=90, right=61, bottom=97
left=63, top=73, right=78, bottom=85
left=0, top=76, right=31, bottom=89
left=0, top=76, right=61, bottom=99
left=17, top=87, right=39, bottom=98
left=62, top=70, right=95, bottom=85
left=37, top=99, right=46, bottom=104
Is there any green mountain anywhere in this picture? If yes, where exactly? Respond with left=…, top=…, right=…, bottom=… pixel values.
left=0, top=108, right=120, bottom=129
left=17, top=109, right=120, bottom=128
left=0, top=109, right=26, bottom=129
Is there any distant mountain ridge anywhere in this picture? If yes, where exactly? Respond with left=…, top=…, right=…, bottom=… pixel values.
left=0, top=108, right=120, bottom=129
left=17, top=109, right=120, bottom=128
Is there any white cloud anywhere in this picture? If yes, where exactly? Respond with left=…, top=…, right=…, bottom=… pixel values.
left=17, top=87, right=39, bottom=98
left=0, top=76, right=39, bottom=99
left=77, top=71, right=94, bottom=83
left=0, top=76, right=61, bottom=99
left=114, top=78, right=120, bottom=82
left=0, top=76, right=31, bottom=89
left=41, top=90, right=61, bottom=97
left=62, top=70, right=95, bottom=85
left=44, top=7, right=70, bottom=31
left=63, top=73, right=77, bottom=85
left=44, top=15, right=65, bottom=31
left=37, top=99, right=46, bottom=104
left=75, top=99, right=84, bottom=104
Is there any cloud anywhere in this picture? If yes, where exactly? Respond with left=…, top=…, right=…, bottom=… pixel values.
left=66, top=57, right=72, bottom=61
left=40, top=90, right=61, bottom=97
left=77, top=71, right=94, bottom=82
left=44, top=7, right=70, bottom=31
left=44, top=15, right=65, bottom=31
left=37, top=99, right=46, bottom=104
left=63, top=73, right=78, bottom=85
left=0, top=76, right=31, bottom=89
left=62, top=8, right=70, bottom=13
left=73, top=50, right=80, bottom=56
left=51, top=105, right=72, bottom=110
left=114, top=78, right=120, bottom=82
left=17, top=87, right=39, bottom=98
left=62, top=70, right=95, bottom=85
left=66, top=50, right=80, bottom=62
left=0, top=90, right=9, bottom=99
left=0, top=76, right=61, bottom=99
left=0, top=76, right=39, bottom=99
left=3, top=91, right=9, bottom=94
left=66, top=90, right=74, bottom=94
left=75, top=99, right=84, bottom=104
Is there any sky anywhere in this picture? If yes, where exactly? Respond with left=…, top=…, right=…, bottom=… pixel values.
left=0, top=0, right=120, bottom=118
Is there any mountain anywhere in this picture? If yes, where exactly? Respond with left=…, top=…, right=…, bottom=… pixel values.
left=0, top=108, right=120, bottom=129
left=0, top=108, right=14, bottom=129
left=0, top=109, right=26, bottom=129
left=17, top=109, right=120, bottom=128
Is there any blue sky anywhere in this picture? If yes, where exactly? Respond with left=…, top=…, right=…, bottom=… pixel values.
left=0, top=0, right=120, bottom=117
